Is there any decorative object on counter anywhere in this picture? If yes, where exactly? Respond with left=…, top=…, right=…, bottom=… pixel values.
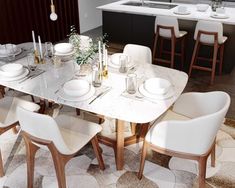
left=211, top=0, right=222, bottom=11
left=50, top=0, right=58, bottom=21
left=68, top=25, right=108, bottom=65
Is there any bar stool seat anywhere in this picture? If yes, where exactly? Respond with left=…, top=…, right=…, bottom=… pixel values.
left=189, top=20, right=227, bottom=85
left=152, top=16, right=187, bottom=69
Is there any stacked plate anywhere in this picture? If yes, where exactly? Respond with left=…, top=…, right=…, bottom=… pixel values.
left=139, top=77, right=174, bottom=100
left=210, top=12, right=229, bottom=19
left=0, top=63, right=29, bottom=81
left=109, top=53, right=134, bottom=68
left=0, top=44, right=22, bottom=58
left=58, top=79, right=95, bottom=102
left=54, top=43, right=75, bottom=56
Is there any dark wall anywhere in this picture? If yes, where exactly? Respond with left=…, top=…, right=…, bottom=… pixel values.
left=0, top=0, right=80, bottom=44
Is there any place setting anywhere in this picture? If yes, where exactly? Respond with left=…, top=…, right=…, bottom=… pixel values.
left=0, top=44, right=27, bottom=62
left=121, top=74, right=175, bottom=103
left=0, top=63, right=30, bottom=82
left=173, top=6, right=191, bottom=15
left=108, top=53, right=136, bottom=73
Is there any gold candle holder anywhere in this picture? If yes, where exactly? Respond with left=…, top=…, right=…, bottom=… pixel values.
left=102, top=65, right=108, bottom=79
left=34, top=50, right=45, bottom=64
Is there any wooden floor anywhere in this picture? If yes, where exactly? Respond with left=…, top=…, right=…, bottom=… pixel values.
left=83, top=27, right=235, bottom=119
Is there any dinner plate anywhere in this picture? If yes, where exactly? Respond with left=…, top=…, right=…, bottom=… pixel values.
left=0, top=47, right=22, bottom=58
left=0, top=67, right=29, bottom=81
left=144, top=78, right=171, bottom=95
left=210, top=13, right=229, bottom=19
left=139, top=83, right=174, bottom=100
left=54, top=49, right=75, bottom=56
left=58, top=85, right=95, bottom=102
left=63, top=79, right=90, bottom=97
left=173, top=10, right=191, bottom=15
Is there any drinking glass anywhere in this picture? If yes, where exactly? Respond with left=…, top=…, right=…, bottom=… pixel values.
left=119, top=54, right=128, bottom=73
left=126, top=73, right=137, bottom=94
left=45, top=42, right=53, bottom=58
left=92, top=65, right=102, bottom=87
left=27, top=53, right=37, bottom=71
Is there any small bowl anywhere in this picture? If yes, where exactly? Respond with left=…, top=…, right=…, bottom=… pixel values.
left=63, top=79, right=90, bottom=97
left=54, top=43, right=74, bottom=54
left=196, top=4, right=209, bottom=12
left=0, top=63, right=23, bottom=77
left=144, top=78, right=171, bottom=95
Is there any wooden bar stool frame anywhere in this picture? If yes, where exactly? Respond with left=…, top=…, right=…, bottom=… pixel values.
left=189, top=30, right=225, bottom=85
left=152, top=25, right=186, bottom=69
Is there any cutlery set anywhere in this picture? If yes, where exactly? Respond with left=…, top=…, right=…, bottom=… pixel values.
left=18, top=69, right=46, bottom=84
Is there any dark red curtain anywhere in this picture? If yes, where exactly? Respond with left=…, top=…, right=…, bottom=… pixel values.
left=0, top=0, right=80, bottom=44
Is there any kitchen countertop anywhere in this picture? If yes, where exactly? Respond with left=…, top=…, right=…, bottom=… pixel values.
left=98, top=0, right=235, bottom=25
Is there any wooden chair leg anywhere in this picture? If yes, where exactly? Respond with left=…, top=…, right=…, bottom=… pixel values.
left=138, top=140, right=149, bottom=179
left=219, top=43, right=224, bottom=75
left=24, top=140, right=40, bottom=188
left=39, top=99, right=46, bottom=114
left=181, top=37, right=186, bottom=70
left=152, top=33, right=159, bottom=64
left=91, top=136, right=105, bottom=170
left=211, top=142, right=216, bottom=167
left=76, top=108, right=81, bottom=116
left=139, top=123, right=149, bottom=138
left=170, top=37, right=176, bottom=68
left=12, top=126, right=19, bottom=134
left=159, top=37, right=164, bottom=58
left=130, top=122, right=137, bottom=135
left=50, top=151, right=68, bottom=188
left=189, top=40, right=200, bottom=77
left=0, top=150, right=4, bottom=177
left=211, top=44, right=219, bottom=85
left=198, top=157, right=207, bottom=188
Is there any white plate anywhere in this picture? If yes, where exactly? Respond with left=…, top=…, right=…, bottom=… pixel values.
left=139, top=83, right=174, bottom=100
left=54, top=43, right=74, bottom=54
left=54, top=49, right=75, bottom=56
left=63, top=79, right=90, bottom=97
left=0, top=67, right=29, bottom=81
left=210, top=13, right=229, bottom=19
left=144, top=78, right=171, bottom=95
left=58, top=85, right=95, bottom=102
left=173, top=10, right=191, bottom=15
left=0, top=47, right=22, bottom=58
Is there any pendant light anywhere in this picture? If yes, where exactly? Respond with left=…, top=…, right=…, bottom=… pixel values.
left=50, top=0, right=58, bottom=21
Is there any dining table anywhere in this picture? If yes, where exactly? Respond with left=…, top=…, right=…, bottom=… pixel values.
left=0, top=42, right=188, bottom=170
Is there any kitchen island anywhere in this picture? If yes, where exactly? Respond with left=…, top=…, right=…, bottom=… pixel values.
left=98, top=0, right=235, bottom=73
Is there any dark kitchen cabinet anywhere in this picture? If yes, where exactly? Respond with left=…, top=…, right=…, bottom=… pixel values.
left=102, top=11, right=155, bottom=48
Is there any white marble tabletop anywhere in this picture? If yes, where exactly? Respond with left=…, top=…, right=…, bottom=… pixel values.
left=0, top=43, right=188, bottom=124
left=98, top=0, right=235, bottom=25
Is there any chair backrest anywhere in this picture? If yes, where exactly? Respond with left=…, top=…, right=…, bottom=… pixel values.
left=123, top=44, right=152, bottom=64
left=148, top=91, right=230, bottom=155
left=2, top=97, right=40, bottom=126
left=155, top=16, right=180, bottom=38
left=194, top=20, right=224, bottom=44
left=17, top=107, right=71, bottom=155
left=171, top=91, right=230, bottom=154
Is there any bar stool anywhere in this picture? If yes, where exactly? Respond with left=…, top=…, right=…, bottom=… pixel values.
left=152, top=16, right=187, bottom=68
left=189, top=20, right=227, bottom=85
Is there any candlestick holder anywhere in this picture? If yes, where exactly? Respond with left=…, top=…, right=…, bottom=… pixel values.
left=34, top=50, right=45, bottom=64
left=102, top=65, right=108, bottom=79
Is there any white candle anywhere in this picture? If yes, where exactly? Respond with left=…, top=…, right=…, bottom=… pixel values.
left=98, top=41, right=102, bottom=68
left=32, top=31, right=36, bottom=51
left=105, top=49, right=108, bottom=66
left=38, top=36, right=43, bottom=60
left=103, top=43, right=105, bottom=64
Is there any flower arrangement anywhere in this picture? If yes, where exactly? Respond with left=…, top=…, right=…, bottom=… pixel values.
left=68, top=25, right=107, bottom=65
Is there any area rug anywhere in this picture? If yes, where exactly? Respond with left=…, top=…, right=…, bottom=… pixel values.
left=0, top=110, right=235, bottom=188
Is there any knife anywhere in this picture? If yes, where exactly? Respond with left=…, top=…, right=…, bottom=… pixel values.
left=89, top=88, right=111, bottom=104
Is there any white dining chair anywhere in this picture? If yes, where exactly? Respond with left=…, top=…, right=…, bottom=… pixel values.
left=189, top=20, right=227, bottom=84
left=17, top=107, right=105, bottom=188
left=153, top=15, right=187, bottom=68
left=0, top=96, right=40, bottom=177
left=138, top=91, right=230, bottom=188
left=123, top=44, right=152, bottom=64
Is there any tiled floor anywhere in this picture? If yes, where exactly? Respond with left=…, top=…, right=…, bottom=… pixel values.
left=83, top=26, right=235, bottom=119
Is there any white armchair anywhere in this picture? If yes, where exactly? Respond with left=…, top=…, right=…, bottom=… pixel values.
left=0, top=96, right=40, bottom=177
left=138, top=91, right=230, bottom=188
left=17, top=107, right=105, bottom=188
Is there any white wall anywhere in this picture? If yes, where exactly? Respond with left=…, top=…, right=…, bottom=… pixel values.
left=78, top=0, right=118, bottom=33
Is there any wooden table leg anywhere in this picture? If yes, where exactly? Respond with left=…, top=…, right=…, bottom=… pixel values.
left=116, top=119, right=125, bottom=170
